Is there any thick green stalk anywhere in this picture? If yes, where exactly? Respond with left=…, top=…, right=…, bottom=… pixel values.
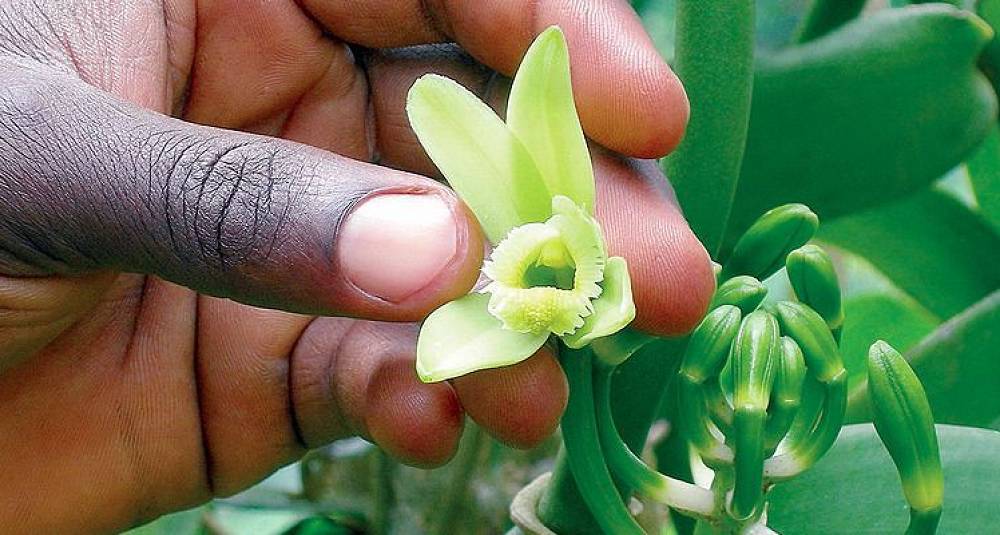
left=539, top=338, right=687, bottom=532
left=906, top=508, right=943, bottom=535
left=370, top=450, right=396, bottom=535
left=794, top=0, right=866, bottom=43
left=664, top=0, right=755, bottom=256
left=432, top=424, right=487, bottom=534
left=542, top=347, right=643, bottom=534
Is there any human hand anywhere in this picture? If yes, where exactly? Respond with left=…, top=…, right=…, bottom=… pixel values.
left=0, top=1, right=714, bottom=532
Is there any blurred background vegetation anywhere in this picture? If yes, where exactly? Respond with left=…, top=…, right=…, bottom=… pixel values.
left=128, top=1, right=1000, bottom=533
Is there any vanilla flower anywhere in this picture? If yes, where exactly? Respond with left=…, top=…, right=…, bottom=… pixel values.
left=407, top=27, right=636, bottom=382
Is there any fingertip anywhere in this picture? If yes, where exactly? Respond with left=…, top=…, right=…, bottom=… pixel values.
left=451, top=349, right=567, bottom=449
left=595, top=156, right=715, bottom=336
left=629, top=217, right=715, bottom=335
left=572, top=38, right=689, bottom=158
left=365, top=358, right=465, bottom=467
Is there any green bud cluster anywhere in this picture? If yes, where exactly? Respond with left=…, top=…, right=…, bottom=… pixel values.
left=671, top=203, right=943, bottom=534
left=677, top=203, right=849, bottom=527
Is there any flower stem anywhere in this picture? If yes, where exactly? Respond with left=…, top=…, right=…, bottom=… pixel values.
left=906, top=507, right=942, bottom=535
left=370, top=449, right=396, bottom=535
left=432, top=424, right=487, bottom=534
left=539, top=338, right=687, bottom=532
left=553, top=346, right=643, bottom=534
left=593, top=363, right=716, bottom=520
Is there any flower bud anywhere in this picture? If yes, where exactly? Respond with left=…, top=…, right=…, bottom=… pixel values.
left=710, top=275, right=768, bottom=315
left=765, top=336, right=806, bottom=451
left=732, top=311, right=780, bottom=412
left=786, top=244, right=844, bottom=331
left=730, top=310, right=780, bottom=520
left=678, top=306, right=741, bottom=465
left=867, top=341, right=943, bottom=531
left=722, top=203, right=818, bottom=281
left=772, top=301, right=844, bottom=384
left=680, top=305, right=742, bottom=383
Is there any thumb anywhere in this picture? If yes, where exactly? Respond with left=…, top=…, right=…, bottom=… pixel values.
left=0, top=63, right=483, bottom=321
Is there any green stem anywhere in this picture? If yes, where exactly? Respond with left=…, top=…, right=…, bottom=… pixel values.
left=550, top=347, right=644, bottom=534
left=433, top=424, right=487, bottom=534
left=906, top=507, right=942, bottom=535
left=664, top=0, right=755, bottom=256
left=370, top=449, right=396, bottom=535
left=794, top=0, right=866, bottom=43
left=594, top=364, right=716, bottom=521
left=730, top=409, right=765, bottom=521
left=539, top=338, right=687, bottom=532
left=763, top=371, right=847, bottom=480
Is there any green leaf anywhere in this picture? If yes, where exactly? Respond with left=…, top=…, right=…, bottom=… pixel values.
left=727, top=5, right=996, bottom=251
left=819, top=188, right=1000, bottom=319
left=415, top=293, right=549, bottom=382
left=665, top=0, right=756, bottom=255
left=839, top=292, right=939, bottom=391
left=966, top=126, right=1000, bottom=234
left=768, top=424, right=1000, bottom=533
left=406, top=74, right=550, bottom=244
left=633, top=1, right=814, bottom=62
left=793, top=0, right=865, bottom=43
left=507, top=26, right=595, bottom=213
left=563, top=257, right=636, bottom=349
left=849, top=290, right=1000, bottom=430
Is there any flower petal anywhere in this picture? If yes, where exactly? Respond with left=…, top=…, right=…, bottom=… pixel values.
left=563, top=257, right=636, bottom=349
left=407, top=74, right=551, bottom=244
left=416, top=293, right=550, bottom=382
left=507, top=26, right=596, bottom=212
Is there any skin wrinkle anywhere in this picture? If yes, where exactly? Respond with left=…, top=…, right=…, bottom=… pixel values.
left=0, top=2, right=707, bottom=531
left=0, top=67, right=373, bottom=313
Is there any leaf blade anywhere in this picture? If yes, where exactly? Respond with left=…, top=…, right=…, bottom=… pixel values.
left=819, top=188, right=1000, bottom=319
left=848, top=290, right=1000, bottom=430
left=769, top=424, right=1000, bottom=534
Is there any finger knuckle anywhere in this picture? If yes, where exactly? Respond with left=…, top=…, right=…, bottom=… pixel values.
left=155, top=136, right=302, bottom=270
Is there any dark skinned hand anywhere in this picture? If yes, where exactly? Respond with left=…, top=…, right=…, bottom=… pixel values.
left=0, top=1, right=715, bottom=532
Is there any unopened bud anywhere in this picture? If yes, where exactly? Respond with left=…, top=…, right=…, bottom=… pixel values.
left=773, top=301, right=844, bottom=384
left=730, top=310, right=780, bottom=520
left=680, top=305, right=742, bottom=383
left=786, top=244, right=843, bottom=331
left=722, top=203, right=818, bottom=281
left=710, top=275, right=768, bottom=315
left=867, top=341, right=943, bottom=532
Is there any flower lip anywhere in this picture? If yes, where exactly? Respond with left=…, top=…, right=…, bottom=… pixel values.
left=482, top=196, right=607, bottom=336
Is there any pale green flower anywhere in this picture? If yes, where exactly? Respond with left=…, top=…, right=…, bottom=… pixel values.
left=407, top=26, right=636, bottom=383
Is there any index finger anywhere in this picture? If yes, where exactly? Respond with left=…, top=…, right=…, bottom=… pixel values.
left=299, top=0, right=688, bottom=157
